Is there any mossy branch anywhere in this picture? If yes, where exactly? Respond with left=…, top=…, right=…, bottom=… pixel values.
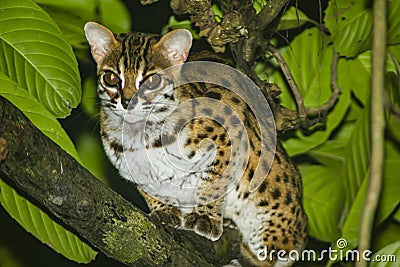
left=0, top=96, right=240, bottom=267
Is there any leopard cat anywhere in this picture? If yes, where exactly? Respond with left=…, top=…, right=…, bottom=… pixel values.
left=84, top=22, right=307, bottom=266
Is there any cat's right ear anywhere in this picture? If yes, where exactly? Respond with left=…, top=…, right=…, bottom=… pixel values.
left=84, top=22, right=118, bottom=64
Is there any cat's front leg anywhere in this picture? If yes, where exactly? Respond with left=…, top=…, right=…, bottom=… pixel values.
left=137, top=187, right=183, bottom=228
left=183, top=198, right=224, bottom=241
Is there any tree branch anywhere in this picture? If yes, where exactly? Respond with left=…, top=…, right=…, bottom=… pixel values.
left=356, top=0, right=387, bottom=266
left=267, top=44, right=341, bottom=129
left=0, top=96, right=240, bottom=267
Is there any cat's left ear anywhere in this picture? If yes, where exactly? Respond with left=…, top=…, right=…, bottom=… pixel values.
left=156, top=29, right=193, bottom=65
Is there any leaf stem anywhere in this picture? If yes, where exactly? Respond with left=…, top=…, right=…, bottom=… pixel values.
left=356, top=0, right=387, bottom=266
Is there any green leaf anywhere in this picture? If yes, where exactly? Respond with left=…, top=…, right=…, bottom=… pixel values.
left=34, top=0, right=131, bottom=49
left=253, top=0, right=267, bottom=14
left=388, top=0, right=400, bottom=45
left=162, top=16, right=200, bottom=39
left=343, top=105, right=370, bottom=214
left=341, top=140, right=400, bottom=248
left=0, top=0, right=81, bottom=118
left=0, top=73, right=79, bottom=160
left=339, top=52, right=371, bottom=105
left=373, top=221, right=400, bottom=252
left=277, top=7, right=312, bottom=31
left=324, top=0, right=374, bottom=57
left=393, top=208, right=400, bottom=224
left=309, top=140, right=345, bottom=171
left=324, top=0, right=369, bottom=37
left=0, top=179, right=97, bottom=263
left=331, top=10, right=373, bottom=57
left=300, top=164, right=344, bottom=241
left=270, top=28, right=351, bottom=155
left=343, top=50, right=399, bottom=105
left=370, top=241, right=400, bottom=267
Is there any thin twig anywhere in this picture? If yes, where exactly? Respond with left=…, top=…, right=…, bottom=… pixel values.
left=267, top=44, right=341, bottom=128
left=356, top=0, right=387, bottom=266
left=306, top=52, right=341, bottom=115
left=267, top=44, right=308, bottom=127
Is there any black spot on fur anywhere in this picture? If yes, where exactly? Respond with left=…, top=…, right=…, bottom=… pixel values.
left=215, top=116, right=225, bottom=124
left=110, top=141, right=123, bottom=153
left=198, top=133, right=208, bottom=138
left=248, top=168, right=254, bottom=181
left=272, top=188, right=281, bottom=200
left=231, top=97, right=241, bottom=104
left=230, top=116, right=240, bottom=126
left=205, top=91, right=222, bottom=100
left=188, top=151, right=196, bottom=159
left=258, top=182, right=267, bottom=193
left=271, top=203, right=280, bottom=209
left=202, top=108, right=212, bottom=115
left=219, top=133, right=226, bottom=142
left=275, top=153, right=281, bottom=164
left=283, top=174, right=289, bottom=183
left=284, top=193, right=292, bottom=205
left=224, top=106, right=232, bottom=115
left=205, top=126, right=214, bottom=132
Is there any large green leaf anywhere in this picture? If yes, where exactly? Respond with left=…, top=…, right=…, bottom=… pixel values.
left=300, top=164, right=344, bottom=241
left=332, top=10, right=373, bottom=58
left=271, top=28, right=351, bottom=155
left=0, top=0, right=81, bottom=118
left=373, top=221, right=400, bottom=252
left=352, top=51, right=399, bottom=105
left=309, top=140, right=346, bottom=171
left=341, top=140, right=400, bottom=249
left=0, top=179, right=97, bottom=263
left=324, top=0, right=373, bottom=57
left=370, top=241, right=400, bottom=267
left=343, top=105, right=370, bottom=214
left=34, top=0, right=131, bottom=49
left=324, top=0, right=369, bottom=36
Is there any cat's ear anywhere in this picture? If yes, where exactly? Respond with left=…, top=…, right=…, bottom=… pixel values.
left=156, top=29, right=193, bottom=65
left=84, top=22, right=118, bottom=64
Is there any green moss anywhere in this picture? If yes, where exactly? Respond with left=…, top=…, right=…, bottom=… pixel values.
left=102, top=211, right=170, bottom=265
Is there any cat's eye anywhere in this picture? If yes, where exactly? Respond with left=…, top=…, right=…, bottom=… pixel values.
left=102, top=71, right=121, bottom=88
left=141, top=74, right=162, bottom=90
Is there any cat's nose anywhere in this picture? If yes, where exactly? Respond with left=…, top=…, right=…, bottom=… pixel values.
left=121, top=96, right=138, bottom=110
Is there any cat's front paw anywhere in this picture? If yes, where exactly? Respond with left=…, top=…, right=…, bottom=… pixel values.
left=183, top=212, right=223, bottom=241
left=151, top=210, right=182, bottom=228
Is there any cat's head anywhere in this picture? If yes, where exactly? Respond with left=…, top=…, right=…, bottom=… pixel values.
left=84, top=22, right=192, bottom=122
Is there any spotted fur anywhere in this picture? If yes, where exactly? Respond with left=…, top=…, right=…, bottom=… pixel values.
left=85, top=22, right=307, bottom=266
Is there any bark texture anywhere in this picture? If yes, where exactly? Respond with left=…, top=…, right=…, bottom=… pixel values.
left=0, top=96, right=240, bottom=266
